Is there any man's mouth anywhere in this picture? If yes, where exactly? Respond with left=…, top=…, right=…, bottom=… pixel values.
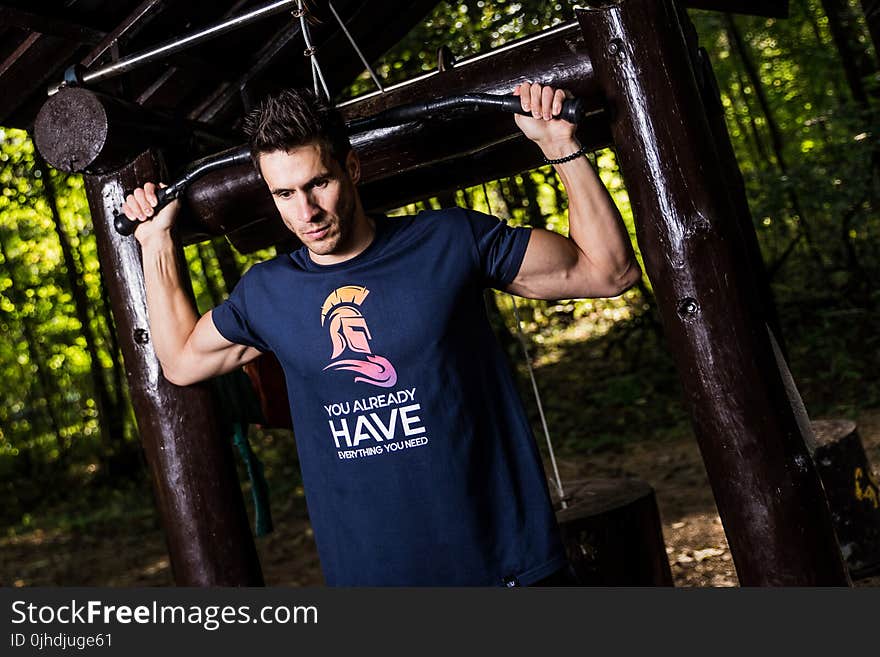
left=304, top=225, right=330, bottom=239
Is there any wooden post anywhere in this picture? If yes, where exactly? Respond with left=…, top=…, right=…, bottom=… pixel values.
left=577, top=0, right=848, bottom=585
left=677, top=6, right=788, bottom=358
left=556, top=479, right=673, bottom=586
left=812, top=419, right=880, bottom=578
left=36, top=86, right=263, bottom=585
left=78, top=156, right=263, bottom=585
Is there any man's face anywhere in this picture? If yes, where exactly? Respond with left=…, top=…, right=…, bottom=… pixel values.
left=259, top=142, right=360, bottom=257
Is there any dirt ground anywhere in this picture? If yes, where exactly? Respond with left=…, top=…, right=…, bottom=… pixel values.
left=2, top=410, right=878, bottom=588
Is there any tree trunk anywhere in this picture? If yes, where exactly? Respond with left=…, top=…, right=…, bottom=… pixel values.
left=800, top=0, right=852, bottom=100
left=860, top=0, right=880, bottom=67
left=211, top=237, right=242, bottom=294
left=196, top=243, right=223, bottom=307
left=81, top=149, right=264, bottom=586
left=731, top=66, right=772, bottom=166
left=725, top=14, right=827, bottom=278
left=520, top=173, right=547, bottom=229
left=820, top=0, right=877, bottom=105
left=33, top=149, right=124, bottom=458
left=0, top=230, right=65, bottom=454
left=578, top=0, right=849, bottom=585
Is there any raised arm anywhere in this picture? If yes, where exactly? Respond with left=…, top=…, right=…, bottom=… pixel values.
left=122, top=183, right=263, bottom=386
left=505, top=83, right=641, bottom=300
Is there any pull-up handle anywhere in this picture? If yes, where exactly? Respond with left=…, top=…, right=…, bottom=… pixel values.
left=114, top=185, right=177, bottom=237
left=345, top=93, right=587, bottom=134
left=114, top=93, right=589, bottom=235
left=114, top=146, right=251, bottom=236
left=485, top=94, right=585, bottom=123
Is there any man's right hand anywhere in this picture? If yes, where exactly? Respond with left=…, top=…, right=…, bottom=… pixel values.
left=121, top=182, right=181, bottom=246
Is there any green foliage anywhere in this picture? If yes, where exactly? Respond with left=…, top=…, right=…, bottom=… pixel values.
left=692, top=3, right=880, bottom=301
left=1, top=132, right=91, bottom=449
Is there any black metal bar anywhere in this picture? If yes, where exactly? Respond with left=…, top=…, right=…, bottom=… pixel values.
left=48, top=0, right=298, bottom=95
left=184, top=22, right=599, bottom=248
left=114, top=146, right=251, bottom=236
left=346, top=93, right=590, bottom=133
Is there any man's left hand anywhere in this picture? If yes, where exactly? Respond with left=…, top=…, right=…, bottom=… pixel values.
left=513, top=82, right=578, bottom=156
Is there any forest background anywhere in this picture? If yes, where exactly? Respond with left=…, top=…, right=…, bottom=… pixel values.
left=1, top=0, right=879, bottom=586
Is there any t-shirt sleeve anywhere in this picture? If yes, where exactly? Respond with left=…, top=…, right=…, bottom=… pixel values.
left=463, top=208, right=532, bottom=288
left=211, top=272, right=270, bottom=353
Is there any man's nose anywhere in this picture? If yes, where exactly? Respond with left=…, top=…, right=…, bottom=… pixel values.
left=296, top=193, right=321, bottom=222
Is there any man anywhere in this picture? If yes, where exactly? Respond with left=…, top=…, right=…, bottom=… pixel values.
left=122, top=83, right=640, bottom=586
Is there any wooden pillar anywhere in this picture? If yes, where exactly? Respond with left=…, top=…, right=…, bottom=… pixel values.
left=577, top=0, right=848, bottom=585
left=37, top=88, right=263, bottom=585
left=81, top=151, right=263, bottom=585
left=35, top=88, right=265, bottom=585
left=677, top=6, right=787, bottom=358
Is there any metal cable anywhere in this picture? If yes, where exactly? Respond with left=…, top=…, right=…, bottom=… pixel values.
left=296, top=0, right=330, bottom=100
left=480, top=182, right=567, bottom=509
left=327, top=1, right=384, bottom=93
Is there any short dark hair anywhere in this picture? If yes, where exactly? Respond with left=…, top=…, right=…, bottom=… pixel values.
left=242, top=88, right=351, bottom=171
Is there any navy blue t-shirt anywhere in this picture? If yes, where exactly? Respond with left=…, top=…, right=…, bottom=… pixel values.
left=212, top=208, right=566, bottom=586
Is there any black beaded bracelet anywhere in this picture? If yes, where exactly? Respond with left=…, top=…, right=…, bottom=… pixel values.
left=542, top=143, right=589, bottom=165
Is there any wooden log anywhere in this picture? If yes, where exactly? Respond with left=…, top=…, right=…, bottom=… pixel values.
left=34, top=87, right=234, bottom=174
left=812, top=419, right=880, bottom=578
left=554, top=479, right=673, bottom=586
left=576, top=0, right=849, bottom=585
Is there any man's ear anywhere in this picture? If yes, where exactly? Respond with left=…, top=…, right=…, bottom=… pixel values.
left=345, top=150, right=361, bottom=184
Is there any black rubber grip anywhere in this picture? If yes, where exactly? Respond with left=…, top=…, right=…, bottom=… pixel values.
left=114, top=146, right=249, bottom=237
left=493, top=95, right=585, bottom=124
left=114, top=186, right=174, bottom=237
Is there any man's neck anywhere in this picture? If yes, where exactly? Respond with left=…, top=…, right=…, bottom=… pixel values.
left=308, top=211, right=376, bottom=266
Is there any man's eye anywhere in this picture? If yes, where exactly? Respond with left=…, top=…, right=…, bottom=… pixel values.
left=317, top=179, right=329, bottom=188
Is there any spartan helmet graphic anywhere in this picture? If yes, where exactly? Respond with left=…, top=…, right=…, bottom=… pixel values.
left=320, top=286, right=397, bottom=387
left=321, top=286, right=373, bottom=359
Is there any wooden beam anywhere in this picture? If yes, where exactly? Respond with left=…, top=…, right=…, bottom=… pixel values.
left=133, top=0, right=254, bottom=108
left=0, top=7, right=106, bottom=46
left=0, top=33, right=82, bottom=127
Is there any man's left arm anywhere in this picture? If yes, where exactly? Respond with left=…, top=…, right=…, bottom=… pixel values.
left=505, top=82, right=641, bottom=300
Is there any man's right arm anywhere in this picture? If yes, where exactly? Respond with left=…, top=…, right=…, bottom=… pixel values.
left=124, top=183, right=263, bottom=386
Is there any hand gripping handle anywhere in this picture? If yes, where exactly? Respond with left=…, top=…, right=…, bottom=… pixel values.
left=113, top=185, right=177, bottom=237
left=492, top=95, right=586, bottom=124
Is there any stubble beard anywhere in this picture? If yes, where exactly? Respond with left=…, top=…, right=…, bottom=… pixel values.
left=302, top=189, right=356, bottom=257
